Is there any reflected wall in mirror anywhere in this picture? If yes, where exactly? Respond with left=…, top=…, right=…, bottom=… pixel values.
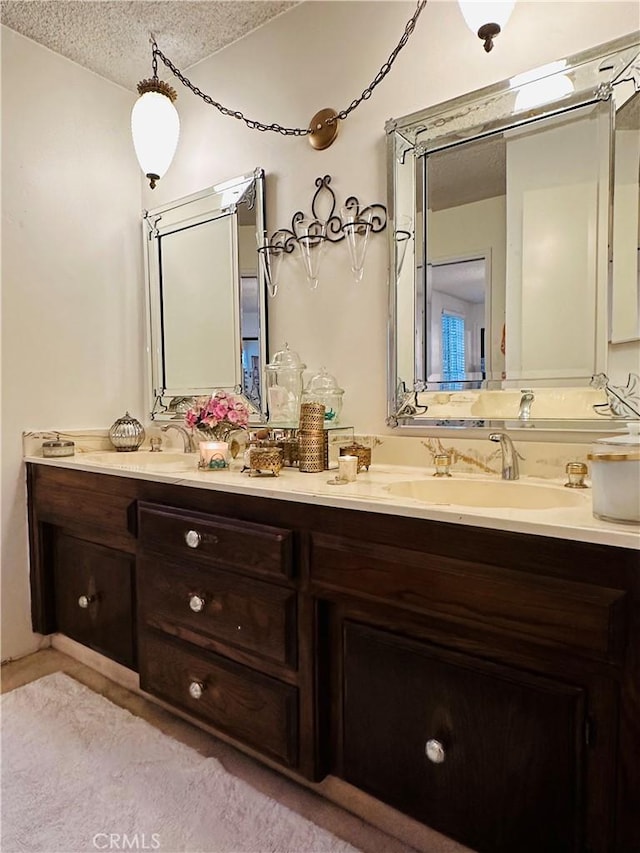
left=143, top=168, right=268, bottom=421
left=387, top=34, right=640, bottom=431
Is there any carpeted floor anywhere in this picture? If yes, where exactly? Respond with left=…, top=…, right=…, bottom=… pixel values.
left=1, top=671, right=360, bottom=853
left=1, top=650, right=472, bottom=853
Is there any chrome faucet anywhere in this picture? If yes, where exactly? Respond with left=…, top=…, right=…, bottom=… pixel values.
left=161, top=423, right=197, bottom=453
left=489, top=432, right=519, bottom=480
left=519, top=389, right=535, bottom=422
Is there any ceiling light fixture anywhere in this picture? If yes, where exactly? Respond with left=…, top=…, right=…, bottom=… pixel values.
left=131, top=2, right=427, bottom=187
left=131, top=38, right=180, bottom=189
left=457, top=1, right=515, bottom=52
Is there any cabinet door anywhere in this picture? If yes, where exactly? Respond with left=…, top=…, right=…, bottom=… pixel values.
left=54, top=533, right=135, bottom=668
left=341, top=622, right=585, bottom=853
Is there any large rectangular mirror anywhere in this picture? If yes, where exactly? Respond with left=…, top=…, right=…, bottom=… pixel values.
left=143, top=168, right=268, bottom=421
left=388, top=34, right=640, bottom=430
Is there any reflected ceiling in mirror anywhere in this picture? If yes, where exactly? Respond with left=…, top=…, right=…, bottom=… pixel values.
left=143, top=168, right=268, bottom=422
left=387, top=33, right=640, bottom=431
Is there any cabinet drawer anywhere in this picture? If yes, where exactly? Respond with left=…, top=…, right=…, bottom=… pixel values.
left=139, top=630, right=298, bottom=767
left=138, top=502, right=293, bottom=580
left=341, top=621, right=585, bottom=853
left=311, top=533, right=626, bottom=661
left=138, top=556, right=297, bottom=668
left=54, top=533, right=136, bottom=668
left=33, top=467, right=135, bottom=548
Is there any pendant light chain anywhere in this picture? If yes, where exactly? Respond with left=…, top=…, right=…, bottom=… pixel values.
left=150, top=0, right=427, bottom=137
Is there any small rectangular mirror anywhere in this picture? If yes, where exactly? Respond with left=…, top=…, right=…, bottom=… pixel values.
left=143, top=168, right=268, bottom=421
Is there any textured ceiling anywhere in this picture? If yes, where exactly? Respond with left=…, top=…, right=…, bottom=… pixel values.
left=0, top=1, right=298, bottom=91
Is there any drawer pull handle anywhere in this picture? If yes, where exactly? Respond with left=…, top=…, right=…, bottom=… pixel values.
left=425, top=739, right=446, bottom=764
left=184, top=529, right=201, bottom=549
left=78, top=594, right=96, bottom=609
left=189, top=594, right=205, bottom=613
left=188, top=680, right=205, bottom=700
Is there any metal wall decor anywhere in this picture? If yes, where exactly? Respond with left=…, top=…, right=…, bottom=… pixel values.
left=257, top=175, right=387, bottom=295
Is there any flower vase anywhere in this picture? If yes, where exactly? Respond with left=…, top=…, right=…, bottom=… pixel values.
left=198, top=440, right=230, bottom=470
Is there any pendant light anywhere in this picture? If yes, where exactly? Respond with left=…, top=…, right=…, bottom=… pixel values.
left=131, top=77, right=180, bottom=189
left=457, top=1, right=515, bottom=52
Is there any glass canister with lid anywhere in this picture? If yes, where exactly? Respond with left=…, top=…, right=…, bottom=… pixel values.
left=265, top=343, right=306, bottom=425
left=302, top=367, right=344, bottom=425
left=587, top=423, right=640, bottom=524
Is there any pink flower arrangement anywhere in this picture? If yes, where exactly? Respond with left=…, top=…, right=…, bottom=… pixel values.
left=184, top=391, right=250, bottom=441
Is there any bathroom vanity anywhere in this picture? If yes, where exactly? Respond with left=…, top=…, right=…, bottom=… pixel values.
left=25, top=454, right=639, bottom=853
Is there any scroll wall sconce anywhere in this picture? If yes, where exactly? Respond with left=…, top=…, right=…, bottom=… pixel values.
left=131, top=2, right=427, bottom=188
left=257, top=176, right=387, bottom=296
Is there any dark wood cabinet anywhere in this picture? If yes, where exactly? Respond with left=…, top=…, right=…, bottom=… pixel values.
left=341, top=621, right=585, bottom=853
left=53, top=533, right=135, bottom=668
left=26, top=462, right=640, bottom=853
left=136, top=501, right=300, bottom=768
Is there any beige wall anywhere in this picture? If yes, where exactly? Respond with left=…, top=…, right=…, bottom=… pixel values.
left=2, top=3, right=639, bottom=660
left=1, top=28, right=143, bottom=660
left=146, top=0, right=639, bottom=429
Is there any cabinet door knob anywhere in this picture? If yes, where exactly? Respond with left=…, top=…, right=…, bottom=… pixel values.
left=184, top=529, right=202, bottom=549
left=425, top=738, right=446, bottom=764
left=188, top=680, right=205, bottom=700
left=189, top=594, right=205, bottom=613
left=78, top=594, right=95, bottom=609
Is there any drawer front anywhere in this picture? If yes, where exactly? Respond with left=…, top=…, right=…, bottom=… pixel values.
left=138, top=556, right=297, bottom=668
left=311, top=533, right=626, bottom=661
left=342, top=622, right=585, bottom=853
left=139, top=630, right=298, bottom=767
left=34, top=468, right=135, bottom=548
left=54, top=533, right=136, bottom=668
left=138, top=502, right=293, bottom=580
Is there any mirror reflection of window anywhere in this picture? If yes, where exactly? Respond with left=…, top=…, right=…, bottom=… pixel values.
left=240, top=275, right=261, bottom=406
left=426, top=257, right=488, bottom=388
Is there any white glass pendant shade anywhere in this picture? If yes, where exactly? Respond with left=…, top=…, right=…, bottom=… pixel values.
left=458, top=1, right=515, bottom=33
left=131, top=89, right=180, bottom=188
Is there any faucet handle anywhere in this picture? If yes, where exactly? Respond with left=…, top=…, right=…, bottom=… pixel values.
left=565, top=461, right=588, bottom=489
left=433, top=453, right=452, bottom=477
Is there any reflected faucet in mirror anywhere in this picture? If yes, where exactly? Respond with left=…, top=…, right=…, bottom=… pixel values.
left=519, top=389, right=535, bottom=422
left=161, top=424, right=197, bottom=453
left=489, top=433, right=519, bottom=480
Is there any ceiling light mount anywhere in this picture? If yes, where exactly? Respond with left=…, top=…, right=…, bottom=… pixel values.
left=308, top=109, right=340, bottom=150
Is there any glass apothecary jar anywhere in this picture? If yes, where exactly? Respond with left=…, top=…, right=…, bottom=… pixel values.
left=302, top=367, right=344, bottom=425
left=265, top=344, right=306, bottom=425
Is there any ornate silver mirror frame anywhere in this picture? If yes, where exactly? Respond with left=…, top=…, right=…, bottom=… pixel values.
left=143, top=168, right=268, bottom=422
left=387, top=34, right=640, bottom=432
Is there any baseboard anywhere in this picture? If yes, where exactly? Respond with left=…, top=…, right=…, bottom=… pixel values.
left=50, top=635, right=139, bottom=692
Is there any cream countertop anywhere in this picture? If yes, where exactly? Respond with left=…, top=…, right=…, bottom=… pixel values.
left=24, top=450, right=640, bottom=551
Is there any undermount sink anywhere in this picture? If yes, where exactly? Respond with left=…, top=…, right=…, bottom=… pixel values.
left=78, top=450, right=196, bottom=473
left=385, top=478, right=589, bottom=510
